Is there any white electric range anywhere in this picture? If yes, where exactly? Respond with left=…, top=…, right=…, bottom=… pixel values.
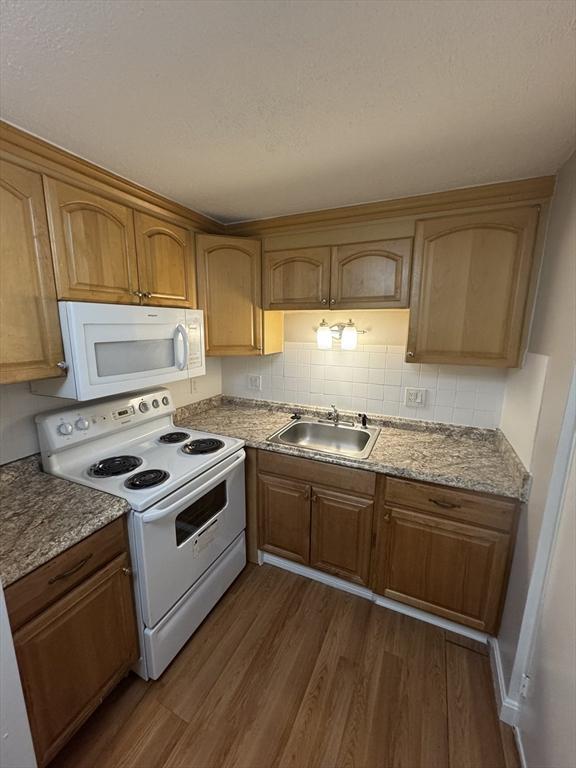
left=35, top=388, right=246, bottom=680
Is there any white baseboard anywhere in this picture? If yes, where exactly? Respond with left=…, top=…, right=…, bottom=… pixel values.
left=260, top=551, right=488, bottom=644
left=513, top=725, right=527, bottom=768
left=489, top=637, right=521, bottom=726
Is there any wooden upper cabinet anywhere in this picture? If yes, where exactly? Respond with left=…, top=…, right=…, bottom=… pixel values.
left=372, top=506, right=510, bottom=634
left=0, top=160, right=65, bottom=384
left=310, top=487, right=373, bottom=586
left=196, top=233, right=283, bottom=356
left=258, top=473, right=311, bottom=564
left=331, top=238, right=412, bottom=308
left=407, top=207, right=539, bottom=367
left=262, top=246, right=331, bottom=309
left=134, top=212, right=196, bottom=307
left=44, top=178, right=140, bottom=304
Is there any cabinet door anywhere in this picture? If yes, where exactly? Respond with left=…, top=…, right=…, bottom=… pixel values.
left=330, top=238, right=412, bottom=308
left=372, top=506, right=510, bottom=633
left=407, top=207, right=539, bottom=366
left=196, top=233, right=263, bottom=355
left=310, top=486, right=373, bottom=585
left=258, top=473, right=310, bottom=564
left=134, top=212, right=196, bottom=308
left=14, top=554, right=138, bottom=767
left=262, top=247, right=331, bottom=309
left=0, top=160, right=65, bottom=383
left=44, top=178, right=140, bottom=304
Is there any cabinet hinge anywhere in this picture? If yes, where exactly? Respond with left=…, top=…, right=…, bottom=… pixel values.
left=519, top=674, right=531, bottom=698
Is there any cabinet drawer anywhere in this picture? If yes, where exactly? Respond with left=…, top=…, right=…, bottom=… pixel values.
left=384, top=477, right=516, bottom=532
left=5, top=517, right=126, bottom=631
left=258, top=450, right=375, bottom=497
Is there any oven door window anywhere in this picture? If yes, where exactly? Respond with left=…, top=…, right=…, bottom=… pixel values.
left=175, top=481, right=227, bottom=546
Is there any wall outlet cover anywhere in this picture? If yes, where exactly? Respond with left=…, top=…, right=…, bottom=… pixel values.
left=405, top=387, right=427, bottom=407
left=248, top=374, right=262, bottom=391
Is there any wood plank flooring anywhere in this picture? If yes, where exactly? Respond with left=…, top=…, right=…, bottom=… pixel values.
left=50, top=564, right=518, bottom=768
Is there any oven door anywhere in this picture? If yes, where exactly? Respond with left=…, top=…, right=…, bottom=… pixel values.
left=131, top=449, right=246, bottom=628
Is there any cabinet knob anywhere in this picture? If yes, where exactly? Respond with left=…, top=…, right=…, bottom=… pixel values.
left=311, top=494, right=317, bottom=503
left=321, top=298, right=327, bottom=305
left=122, top=567, right=132, bottom=576
left=132, top=290, right=143, bottom=298
left=56, top=361, right=68, bottom=370
left=143, top=291, right=152, bottom=299
left=330, top=298, right=336, bottom=305
left=407, top=351, right=415, bottom=358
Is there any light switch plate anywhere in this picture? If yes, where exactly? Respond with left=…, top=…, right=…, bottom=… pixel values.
left=248, top=374, right=262, bottom=391
left=405, top=387, right=427, bottom=407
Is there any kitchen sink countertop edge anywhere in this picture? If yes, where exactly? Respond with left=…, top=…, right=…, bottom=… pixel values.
left=0, top=455, right=130, bottom=588
left=176, top=396, right=530, bottom=502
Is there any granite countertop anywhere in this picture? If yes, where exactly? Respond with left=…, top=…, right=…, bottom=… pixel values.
left=177, top=396, right=530, bottom=501
left=0, top=395, right=528, bottom=589
left=0, top=455, right=129, bottom=587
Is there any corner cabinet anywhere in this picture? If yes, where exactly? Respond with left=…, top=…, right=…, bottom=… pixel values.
left=0, top=160, right=65, bottom=384
left=196, top=233, right=283, bottom=356
left=262, top=238, right=412, bottom=310
left=407, top=207, right=539, bottom=367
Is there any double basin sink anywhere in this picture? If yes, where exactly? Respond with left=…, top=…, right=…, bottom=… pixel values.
left=267, top=417, right=380, bottom=460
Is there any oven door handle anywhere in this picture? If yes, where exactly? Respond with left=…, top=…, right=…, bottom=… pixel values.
left=174, top=323, right=189, bottom=371
left=141, top=450, right=245, bottom=524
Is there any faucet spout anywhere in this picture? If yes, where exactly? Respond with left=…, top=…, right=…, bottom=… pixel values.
left=329, top=404, right=340, bottom=424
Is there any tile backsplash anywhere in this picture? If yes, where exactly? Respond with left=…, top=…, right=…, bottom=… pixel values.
left=221, top=342, right=506, bottom=428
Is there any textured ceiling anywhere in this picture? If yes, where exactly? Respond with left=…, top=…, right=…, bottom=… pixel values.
left=1, top=0, right=574, bottom=223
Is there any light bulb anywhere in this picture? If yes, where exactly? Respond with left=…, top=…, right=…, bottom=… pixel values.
left=316, top=319, right=333, bottom=350
left=341, top=321, right=358, bottom=350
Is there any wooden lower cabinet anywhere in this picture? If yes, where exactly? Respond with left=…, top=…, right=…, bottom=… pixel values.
left=12, top=552, right=138, bottom=767
left=258, top=473, right=311, bottom=564
left=371, top=504, right=512, bottom=634
left=310, top=487, right=373, bottom=585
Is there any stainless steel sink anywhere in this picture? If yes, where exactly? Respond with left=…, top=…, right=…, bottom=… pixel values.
left=266, top=418, right=380, bottom=460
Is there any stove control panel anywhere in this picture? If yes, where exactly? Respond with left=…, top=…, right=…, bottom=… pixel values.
left=36, top=388, right=175, bottom=453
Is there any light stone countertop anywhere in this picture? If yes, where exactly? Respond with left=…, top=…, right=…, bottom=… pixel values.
left=176, top=397, right=530, bottom=502
left=0, top=455, right=129, bottom=587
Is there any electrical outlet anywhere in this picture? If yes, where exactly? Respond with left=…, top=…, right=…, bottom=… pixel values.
left=248, top=374, right=262, bottom=391
left=405, top=387, right=427, bottom=407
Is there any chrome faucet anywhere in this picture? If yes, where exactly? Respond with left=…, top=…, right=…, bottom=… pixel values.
left=328, top=404, right=340, bottom=424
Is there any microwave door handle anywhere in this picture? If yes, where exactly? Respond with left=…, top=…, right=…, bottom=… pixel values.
left=174, top=324, right=189, bottom=370
left=141, top=450, right=245, bottom=524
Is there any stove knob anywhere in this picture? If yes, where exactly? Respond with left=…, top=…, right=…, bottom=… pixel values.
left=152, top=399, right=159, bottom=409
left=162, top=396, right=169, bottom=406
left=75, top=417, right=90, bottom=431
left=57, top=422, right=73, bottom=436
left=139, top=401, right=150, bottom=413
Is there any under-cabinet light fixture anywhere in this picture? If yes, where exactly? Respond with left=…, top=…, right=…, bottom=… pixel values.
left=316, top=319, right=366, bottom=350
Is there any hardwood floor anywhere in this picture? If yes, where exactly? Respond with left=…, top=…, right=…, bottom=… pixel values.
left=50, top=564, right=518, bottom=768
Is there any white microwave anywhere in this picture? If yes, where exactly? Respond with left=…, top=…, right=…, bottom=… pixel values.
left=32, top=302, right=206, bottom=400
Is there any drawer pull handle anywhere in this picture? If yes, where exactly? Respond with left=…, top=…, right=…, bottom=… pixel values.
left=430, top=499, right=460, bottom=509
left=48, top=554, right=93, bottom=584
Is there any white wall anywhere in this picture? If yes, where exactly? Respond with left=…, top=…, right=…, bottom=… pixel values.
left=222, top=311, right=507, bottom=428
left=0, top=585, right=37, bottom=768
left=0, top=358, right=222, bottom=465
left=500, top=352, right=549, bottom=469
left=498, top=152, right=576, bottom=689
left=519, top=439, right=576, bottom=768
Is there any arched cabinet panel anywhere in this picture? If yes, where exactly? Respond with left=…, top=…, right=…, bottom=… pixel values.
left=407, top=207, right=539, bottom=367
left=331, top=238, right=412, bottom=308
left=196, top=233, right=283, bottom=356
left=134, top=212, right=196, bottom=307
left=44, top=178, right=140, bottom=303
left=262, top=247, right=331, bottom=309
